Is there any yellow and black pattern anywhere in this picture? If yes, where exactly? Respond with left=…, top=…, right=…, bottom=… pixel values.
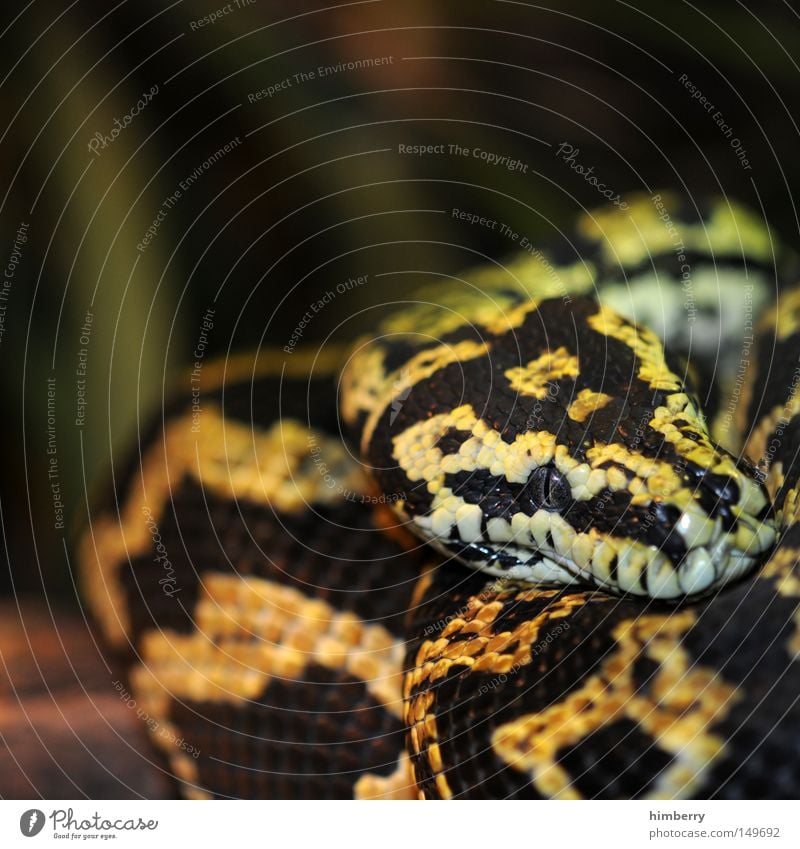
left=400, top=198, right=800, bottom=797
left=80, top=351, right=426, bottom=799
left=404, top=539, right=800, bottom=798
left=346, top=293, right=774, bottom=598
left=742, top=288, right=800, bottom=519
left=79, top=192, right=800, bottom=800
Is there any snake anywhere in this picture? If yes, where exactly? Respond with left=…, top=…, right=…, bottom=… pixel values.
left=78, top=191, right=800, bottom=799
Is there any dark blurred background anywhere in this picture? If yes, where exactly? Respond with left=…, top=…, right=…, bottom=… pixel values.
left=2, top=0, right=800, bottom=797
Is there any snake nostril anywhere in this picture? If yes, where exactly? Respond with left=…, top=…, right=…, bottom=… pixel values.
left=702, top=472, right=740, bottom=504
left=645, top=501, right=688, bottom=564
left=693, top=472, right=740, bottom=531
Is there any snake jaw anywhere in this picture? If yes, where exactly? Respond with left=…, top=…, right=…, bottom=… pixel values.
left=412, top=489, right=777, bottom=600
left=424, top=537, right=583, bottom=588
left=352, top=290, right=781, bottom=601
left=399, top=397, right=779, bottom=599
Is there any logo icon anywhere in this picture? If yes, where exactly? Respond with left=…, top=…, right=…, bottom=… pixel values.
left=389, top=369, right=412, bottom=427
left=19, top=810, right=45, bottom=837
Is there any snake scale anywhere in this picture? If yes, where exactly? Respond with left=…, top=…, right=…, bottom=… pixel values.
left=79, top=192, right=800, bottom=799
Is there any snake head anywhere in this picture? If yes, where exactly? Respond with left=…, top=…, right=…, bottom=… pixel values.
left=347, top=295, right=777, bottom=599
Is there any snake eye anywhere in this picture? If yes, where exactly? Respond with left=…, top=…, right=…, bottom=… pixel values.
left=525, top=466, right=572, bottom=512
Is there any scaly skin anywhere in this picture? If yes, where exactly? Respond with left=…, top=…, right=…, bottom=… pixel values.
left=343, top=195, right=780, bottom=598
left=79, top=193, right=798, bottom=799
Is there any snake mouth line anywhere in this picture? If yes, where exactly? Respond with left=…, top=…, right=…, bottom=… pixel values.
left=427, top=533, right=762, bottom=601
left=414, top=487, right=777, bottom=599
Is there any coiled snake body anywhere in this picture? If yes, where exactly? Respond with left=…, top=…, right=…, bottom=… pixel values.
left=80, top=193, right=800, bottom=798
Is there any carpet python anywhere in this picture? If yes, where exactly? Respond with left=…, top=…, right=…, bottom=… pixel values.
left=79, top=192, right=800, bottom=798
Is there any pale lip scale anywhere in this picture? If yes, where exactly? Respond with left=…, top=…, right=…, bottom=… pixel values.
left=415, top=500, right=776, bottom=600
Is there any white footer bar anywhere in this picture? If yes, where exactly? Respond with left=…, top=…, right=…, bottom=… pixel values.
left=1, top=799, right=794, bottom=848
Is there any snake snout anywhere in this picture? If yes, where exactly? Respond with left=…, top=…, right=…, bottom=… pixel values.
left=657, top=470, right=778, bottom=598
